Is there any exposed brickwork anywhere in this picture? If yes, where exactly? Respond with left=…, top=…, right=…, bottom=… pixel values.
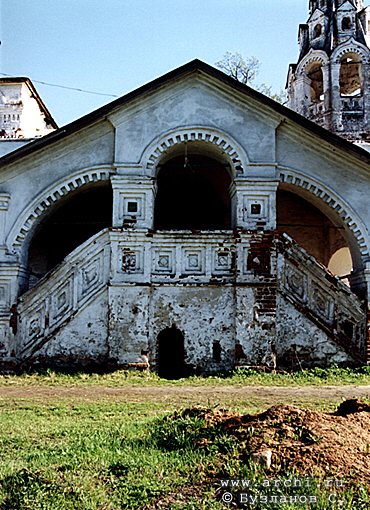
left=254, top=284, right=277, bottom=317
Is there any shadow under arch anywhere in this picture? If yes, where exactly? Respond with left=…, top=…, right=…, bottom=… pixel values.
left=277, top=184, right=365, bottom=296
left=23, top=180, right=112, bottom=292
left=154, top=146, right=232, bottom=230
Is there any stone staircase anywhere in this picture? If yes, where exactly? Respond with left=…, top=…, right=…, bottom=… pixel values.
left=14, top=228, right=368, bottom=367
left=276, top=234, right=367, bottom=363
left=16, top=229, right=111, bottom=361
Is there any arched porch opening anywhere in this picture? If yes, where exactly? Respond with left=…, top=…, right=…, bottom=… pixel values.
left=154, top=144, right=232, bottom=230
left=25, top=181, right=112, bottom=290
left=277, top=188, right=362, bottom=292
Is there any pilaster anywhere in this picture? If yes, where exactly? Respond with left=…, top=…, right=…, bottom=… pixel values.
left=234, top=179, right=279, bottom=230
left=0, top=194, right=10, bottom=258
left=111, top=175, right=156, bottom=229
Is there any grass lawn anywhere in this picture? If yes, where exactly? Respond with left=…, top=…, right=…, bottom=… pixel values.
left=0, top=368, right=369, bottom=509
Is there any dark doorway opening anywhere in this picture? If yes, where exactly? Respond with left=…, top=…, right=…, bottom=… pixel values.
left=154, top=154, right=231, bottom=230
left=157, top=326, right=185, bottom=380
left=26, top=181, right=112, bottom=290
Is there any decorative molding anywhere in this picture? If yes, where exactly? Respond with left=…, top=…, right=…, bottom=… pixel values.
left=141, top=126, right=248, bottom=176
left=332, top=39, right=370, bottom=64
left=279, top=167, right=370, bottom=259
left=8, top=166, right=114, bottom=251
left=296, top=49, right=329, bottom=76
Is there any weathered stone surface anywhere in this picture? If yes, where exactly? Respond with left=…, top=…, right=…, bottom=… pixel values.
left=0, top=59, right=368, bottom=374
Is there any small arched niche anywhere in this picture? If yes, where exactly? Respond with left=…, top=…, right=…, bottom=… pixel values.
left=313, top=23, right=322, bottom=38
left=307, top=62, right=324, bottom=102
left=340, top=53, right=362, bottom=97
left=341, top=17, right=352, bottom=31
left=154, top=143, right=232, bottom=230
left=25, top=181, right=112, bottom=290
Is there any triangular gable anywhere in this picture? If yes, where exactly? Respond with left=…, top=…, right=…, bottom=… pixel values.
left=337, top=0, right=357, bottom=12
left=0, top=59, right=369, bottom=167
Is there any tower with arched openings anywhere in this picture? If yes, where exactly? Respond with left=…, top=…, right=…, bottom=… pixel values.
left=287, top=0, right=370, bottom=148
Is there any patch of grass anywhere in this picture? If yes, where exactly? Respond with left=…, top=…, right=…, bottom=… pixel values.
left=0, top=372, right=369, bottom=508
left=1, top=365, right=370, bottom=387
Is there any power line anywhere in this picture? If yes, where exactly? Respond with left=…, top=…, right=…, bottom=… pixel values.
left=0, top=72, right=119, bottom=98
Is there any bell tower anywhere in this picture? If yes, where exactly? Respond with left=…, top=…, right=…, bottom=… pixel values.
left=287, top=0, right=370, bottom=146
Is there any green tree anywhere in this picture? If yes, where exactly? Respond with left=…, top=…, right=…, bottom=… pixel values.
left=215, top=51, right=286, bottom=104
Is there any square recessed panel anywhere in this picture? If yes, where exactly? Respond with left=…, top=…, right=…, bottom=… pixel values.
left=121, top=194, right=145, bottom=220
left=127, top=201, right=138, bottom=213
left=182, top=249, right=205, bottom=274
left=153, top=249, right=175, bottom=274
left=0, top=285, right=7, bottom=306
left=50, top=280, right=73, bottom=325
left=121, top=248, right=144, bottom=274
left=213, top=250, right=233, bottom=274
left=284, top=263, right=308, bottom=302
left=27, top=311, right=44, bottom=339
left=310, top=285, right=334, bottom=323
left=79, top=253, right=104, bottom=301
left=244, top=197, right=269, bottom=221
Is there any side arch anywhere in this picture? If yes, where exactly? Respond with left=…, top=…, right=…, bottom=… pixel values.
left=332, top=39, right=370, bottom=64
left=140, top=126, right=249, bottom=177
left=7, top=166, right=114, bottom=255
left=295, top=49, right=329, bottom=76
left=279, top=167, right=370, bottom=271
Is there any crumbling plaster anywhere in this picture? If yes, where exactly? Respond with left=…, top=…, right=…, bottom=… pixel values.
left=0, top=69, right=368, bottom=372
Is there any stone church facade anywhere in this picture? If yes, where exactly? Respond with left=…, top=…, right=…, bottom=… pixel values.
left=0, top=2, right=369, bottom=376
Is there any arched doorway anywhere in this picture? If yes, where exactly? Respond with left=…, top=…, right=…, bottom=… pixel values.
left=154, top=151, right=232, bottom=230
left=25, top=181, right=112, bottom=290
left=157, top=326, right=185, bottom=380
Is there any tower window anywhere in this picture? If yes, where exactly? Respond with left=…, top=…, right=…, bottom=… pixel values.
left=307, top=63, right=324, bottom=102
left=340, top=54, right=362, bottom=97
left=314, top=24, right=322, bottom=38
left=342, top=17, right=351, bottom=31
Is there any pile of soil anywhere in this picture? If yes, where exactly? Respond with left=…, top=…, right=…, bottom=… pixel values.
left=186, top=399, right=370, bottom=485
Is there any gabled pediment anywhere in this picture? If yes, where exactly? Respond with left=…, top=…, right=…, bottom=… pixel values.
left=0, top=59, right=368, bottom=173
left=307, top=8, right=326, bottom=23
left=337, top=0, right=357, bottom=12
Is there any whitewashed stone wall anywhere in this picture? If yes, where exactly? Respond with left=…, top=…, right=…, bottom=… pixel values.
left=0, top=67, right=368, bottom=372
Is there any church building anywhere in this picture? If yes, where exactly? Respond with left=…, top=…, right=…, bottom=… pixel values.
left=0, top=1, right=369, bottom=376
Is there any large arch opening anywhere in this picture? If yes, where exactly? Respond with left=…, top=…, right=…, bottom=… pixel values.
left=307, top=62, right=324, bottom=103
left=340, top=53, right=362, bottom=97
left=157, top=326, right=185, bottom=380
left=25, top=181, right=112, bottom=290
left=154, top=148, right=232, bottom=230
left=277, top=189, right=356, bottom=285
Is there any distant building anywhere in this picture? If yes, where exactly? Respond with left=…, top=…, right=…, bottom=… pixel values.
left=287, top=0, right=370, bottom=150
left=0, top=77, right=57, bottom=157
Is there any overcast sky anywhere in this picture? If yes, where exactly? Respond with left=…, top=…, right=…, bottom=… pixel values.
left=0, top=1, right=353, bottom=126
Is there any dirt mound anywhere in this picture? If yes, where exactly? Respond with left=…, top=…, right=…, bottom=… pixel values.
left=188, top=400, right=370, bottom=485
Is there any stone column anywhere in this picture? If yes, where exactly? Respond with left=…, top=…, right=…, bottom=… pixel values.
left=330, top=62, right=343, bottom=132
left=292, top=75, right=311, bottom=116
left=362, top=62, right=370, bottom=133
